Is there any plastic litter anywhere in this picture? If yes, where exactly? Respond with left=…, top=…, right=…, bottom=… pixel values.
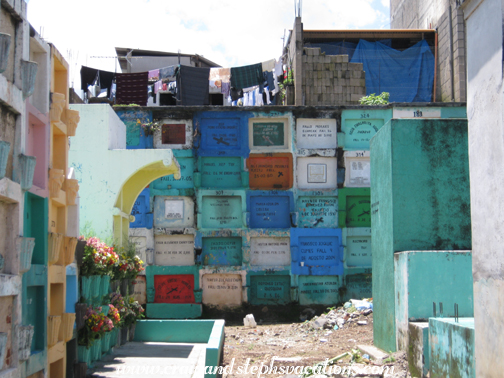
left=243, top=314, right=257, bottom=327
left=350, top=299, right=373, bottom=311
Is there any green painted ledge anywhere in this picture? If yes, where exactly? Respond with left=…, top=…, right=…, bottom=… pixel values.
left=133, top=319, right=225, bottom=378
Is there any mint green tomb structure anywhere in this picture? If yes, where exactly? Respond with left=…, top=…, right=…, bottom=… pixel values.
left=370, top=118, right=471, bottom=352
left=394, top=251, right=473, bottom=351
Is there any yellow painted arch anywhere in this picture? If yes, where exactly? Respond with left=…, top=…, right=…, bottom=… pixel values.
left=113, top=158, right=180, bottom=245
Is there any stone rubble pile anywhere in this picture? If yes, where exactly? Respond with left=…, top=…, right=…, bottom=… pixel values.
left=302, top=299, right=374, bottom=331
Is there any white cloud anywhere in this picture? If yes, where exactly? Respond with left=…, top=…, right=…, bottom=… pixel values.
left=26, top=0, right=389, bottom=88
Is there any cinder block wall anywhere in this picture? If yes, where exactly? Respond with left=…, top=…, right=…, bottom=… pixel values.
left=302, top=48, right=366, bottom=106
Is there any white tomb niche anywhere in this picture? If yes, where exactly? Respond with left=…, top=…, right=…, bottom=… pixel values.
left=250, top=237, right=291, bottom=266
left=297, top=157, right=337, bottom=190
left=296, top=118, right=337, bottom=149
left=202, top=273, right=242, bottom=306
left=154, top=234, right=195, bottom=266
left=343, top=151, right=371, bottom=187
left=153, top=196, right=195, bottom=229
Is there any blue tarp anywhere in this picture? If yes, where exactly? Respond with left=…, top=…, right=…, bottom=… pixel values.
left=350, top=39, right=434, bottom=102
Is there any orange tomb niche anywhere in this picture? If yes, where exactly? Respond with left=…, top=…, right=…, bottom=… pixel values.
left=154, top=274, right=195, bottom=304
left=247, top=153, right=293, bottom=190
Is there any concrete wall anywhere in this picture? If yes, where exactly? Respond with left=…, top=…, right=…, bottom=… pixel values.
left=390, top=0, right=466, bottom=102
left=461, top=0, right=504, bottom=375
left=371, top=118, right=471, bottom=352
left=429, top=318, right=475, bottom=378
left=68, top=104, right=179, bottom=242
left=87, top=104, right=468, bottom=318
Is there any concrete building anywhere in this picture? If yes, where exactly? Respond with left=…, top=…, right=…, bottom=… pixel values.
left=1, top=1, right=81, bottom=377
left=390, top=0, right=467, bottom=102
left=459, top=0, right=504, bottom=376
left=282, top=17, right=438, bottom=106
left=115, top=48, right=221, bottom=73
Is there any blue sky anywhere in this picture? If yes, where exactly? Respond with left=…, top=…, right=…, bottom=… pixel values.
left=26, top=0, right=390, bottom=89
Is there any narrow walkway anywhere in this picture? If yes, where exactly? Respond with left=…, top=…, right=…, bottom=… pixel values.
left=89, top=342, right=207, bottom=378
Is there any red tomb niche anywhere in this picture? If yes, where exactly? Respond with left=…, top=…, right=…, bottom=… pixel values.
left=162, top=124, right=186, bottom=144
left=154, top=274, right=195, bottom=303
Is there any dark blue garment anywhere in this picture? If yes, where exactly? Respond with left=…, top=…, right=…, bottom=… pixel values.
left=159, top=65, right=177, bottom=79
left=350, top=39, right=434, bottom=102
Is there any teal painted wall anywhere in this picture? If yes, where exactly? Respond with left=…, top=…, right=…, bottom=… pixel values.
left=370, top=121, right=395, bottom=352
left=371, top=118, right=471, bottom=352
left=395, top=251, right=473, bottom=351
left=429, top=318, right=475, bottom=378
left=134, top=320, right=214, bottom=342
left=22, top=192, right=48, bottom=375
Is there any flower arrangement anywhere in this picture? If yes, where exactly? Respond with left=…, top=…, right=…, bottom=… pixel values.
left=107, top=304, right=121, bottom=327
left=137, top=118, right=161, bottom=136
left=109, top=292, right=144, bottom=327
left=80, top=236, right=119, bottom=277
left=78, top=306, right=114, bottom=347
left=112, top=243, right=144, bottom=281
left=128, top=297, right=145, bottom=321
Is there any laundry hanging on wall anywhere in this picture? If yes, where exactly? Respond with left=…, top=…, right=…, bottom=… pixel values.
left=230, top=63, right=263, bottom=90
left=80, top=66, right=116, bottom=98
left=176, top=65, right=211, bottom=105
left=115, top=72, right=149, bottom=106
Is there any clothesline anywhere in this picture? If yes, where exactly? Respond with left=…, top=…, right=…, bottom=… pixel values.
left=80, top=56, right=285, bottom=106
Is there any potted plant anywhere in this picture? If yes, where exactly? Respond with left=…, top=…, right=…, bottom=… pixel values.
left=80, top=237, right=118, bottom=304
left=77, top=306, right=113, bottom=349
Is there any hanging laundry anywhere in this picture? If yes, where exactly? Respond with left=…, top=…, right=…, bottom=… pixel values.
left=231, top=63, right=263, bottom=90
left=264, top=87, right=271, bottom=105
left=154, top=80, right=163, bottom=94
left=264, top=71, right=275, bottom=91
left=115, top=72, right=149, bottom=106
left=148, top=69, right=160, bottom=81
left=159, top=65, right=177, bottom=80
left=176, top=65, right=211, bottom=105
left=255, top=87, right=264, bottom=106
left=274, top=58, right=283, bottom=78
left=230, top=87, right=243, bottom=102
left=80, top=66, right=116, bottom=98
left=262, top=59, right=276, bottom=72
left=221, top=82, right=231, bottom=97
left=209, top=67, right=231, bottom=83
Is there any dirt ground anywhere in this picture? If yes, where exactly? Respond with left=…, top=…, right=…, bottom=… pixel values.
left=219, top=307, right=411, bottom=378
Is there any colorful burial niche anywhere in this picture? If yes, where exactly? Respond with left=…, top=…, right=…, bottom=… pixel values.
left=248, top=118, right=290, bottom=152
left=249, top=274, right=291, bottom=305
left=200, top=237, right=243, bottom=266
left=154, top=274, right=195, bottom=304
left=297, top=196, right=338, bottom=228
left=247, top=153, right=293, bottom=190
left=298, top=275, right=341, bottom=305
left=291, top=228, right=344, bottom=275
left=247, top=192, right=293, bottom=229
left=199, top=157, right=244, bottom=189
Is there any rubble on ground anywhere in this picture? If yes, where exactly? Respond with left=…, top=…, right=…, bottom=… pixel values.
left=302, top=298, right=374, bottom=332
